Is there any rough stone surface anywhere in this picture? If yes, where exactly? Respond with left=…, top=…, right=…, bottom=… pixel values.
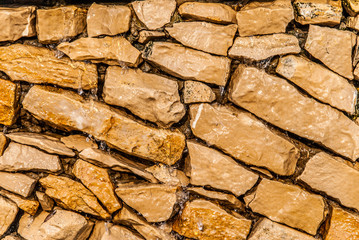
left=325, top=206, right=359, bottom=240
left=146, top=164, right=189, bottom=187
left=0, top=78, right=19, bottom=126
left=348, top=15, right=359, bottom=31
left=343, top=0, right=359, bottom=16
left=183, top=81, right=215, bottom=104
left=0, top=172, right=36, bottom=197
left=2, top=234, right=21, bottom=240
left=138, top=30, right=165, bottom=44
left=36, top=191, right=54, bottom=212
left=89, top=221, right=144, bottom=240
left=0, top=189, right=39, bottom=215
left=60, top=135, right=97, bottom=152
left=0, top=133, right=7, bottom=156
left=0, top=195, right=18, bottom=236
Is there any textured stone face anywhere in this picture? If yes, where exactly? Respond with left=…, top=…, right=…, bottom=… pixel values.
left=183, top=81, right=215, bottom=104
left=343, top=0, right=359, bottom=16
left=60, top=135, right=97, bottom=152
left=35, top=191, right=54, bottom=211
left=146, top=164, right=189, bottom=187
left=0, top=189, right=39, bottom=215
left=0, top=133, right=7, bottom=156
left=0, top=172, right=36, bottom=197
left=0, top=78, right=19, bottom=126
left=89, top=221, right=144, bottom=240
left=138, top=30, right=165, bottom=44
left=325, top=206, right=359, bottom=240
left=0, top=195, right=18, bottom=236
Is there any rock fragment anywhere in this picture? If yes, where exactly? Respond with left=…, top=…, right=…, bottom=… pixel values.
left=146, top=164, right=189, bottom=187
left=343, top=0, right=359, bottom=16
left=60, top=135, right=97, bottom=152
left=0, top=78, right=19, bottom=126
left=0, top=195, right=18, bottom=236
left=0, top=172, right=36, bottom=197
left=347, top=15, right=359, bottom=31
left=0, top=189, right=39, bottom=215
left=325, top=206, right=359, bottom=239
left=2, top=234, right=22, bottom=240
left=138, top=30, right=165, bottom=44
left=89, top=221, right=144, bottom=240
left=35, top=191, right=54, bottom=211
left=183, top=81, right=215, bottom=104
left=0, top=133, right=7, bottom=156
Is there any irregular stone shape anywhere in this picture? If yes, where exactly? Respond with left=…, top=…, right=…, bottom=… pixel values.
left=244, top=179, right=326, bottom=235
left=36, top=191, right=54, bottom=211
left=348, top=15, right=359, bottom=31
left=39, top=175, right=110, bottom=219
left=187, top=141, right=258, bottom=196
left=115, top=183, right=177, bottom=222
left=229, top=34, right=300, bottom=61
left=325, top=206, right=359, bottom=240
left=0, top=195, right=18, bottom=236
left=183, top=81, right=215, bottom=104
left=23, top=86, right=185, bottom=165
left=228, top=65, right=359, bottom=161
left=87, top=3, right=131, bottom=37
left=276, top=55, right=357, bottom=114
left=60, top=135, right=97, bottom=152
left=173, top=199, right=251, bottom=240
left=0, top=78, right=19, bottom=126
left=236, top=0, right=294, bottom=36
left=18, top=209, right=94, bottom=240
left=343, top=0, right=359, bottom=16
left=0, top=44, right=97, bottom=90
left=305, top=25, right=355, bottom=79
left=2, top=234, right=22, bottom=240
left=0, top=172, right=36, bottom=197
left=146, top=164, right=189, bottom=187
left=57, top=37, right=142, bottom=67
left=145, top=42, right=231, bottom=86
left=0, top=133, right=7, bottom=156
left=138, top=30, right=165, bottom=44
left=73, top=159, right=121, bottom=214
left=0, top=6, right=36, bottom=42
left=166, top=22, right=237, bottom=56
left=0, top=189, right=39, bottom=215
left=190, top=104, right=299, bottom=175
left=132, top=0, right=176, bottom=30
left=89, top=221, right=144, bottom=240
left=178, top=2, right=237, bottom=24
left=293, top=0, right=342, bottom=25
left=36, top=6, right=87, bottom=43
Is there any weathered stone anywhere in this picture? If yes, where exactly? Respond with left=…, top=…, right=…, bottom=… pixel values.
left=2, top=234, right=22, bottom=240
left=0, top=78, right=19, bottom=126
left=166, top=22, right=237, bottom=56
left=39, top=175, right=110, bottom=219
left=57, top=37, right=142, bottom=67
left=183, top=81, right=215, bottom=104
left=0, top=44, right=97, bottom=90
left=146, top=164, right=189, bottom=187
left=138, top=30, right=165, bottom=44
left=305, top=25, right=355, bottom=79
left=36, top=6, right=87, bottom=43
left=236, top=0, right=294, bottom=36
left=35, top=191, right=54, bottom=211
left=343, top=0, right=359, bottom=16
left=89, top=221, right=144, bottom=240
left=0, top=189, right=39, bottom=215
left=0, top=133, right=7, bottom=156
left=0, top=172, right=36, bottom=197
left=173, top=199, right=251, bottom=240
left=276, top=55, right=357, bottom=114
left=178, top=2, right=237, bottom=24
left=0, top=195, right=18, bottom=236
left=348, top=15, right=359, bottom=31
left=228, top=65, right=359, bottom=161
left=60, top=135, right=97, bottom=152
left=325, top=206, right=359, bottom=240
left=132, top=0, right=176, bottom=30
left=145, top=42, right=231, bottom=86
left=87, top=3, right=131, bottom=37
left=190, top=104, right=299, bottom=175
left=23, top=86, right=185, bottom=165
left=229, top=34, right=300, bottom=61
left=115, top=183, right=177, bottom=222
left=244, top=179, right=326, bottom=235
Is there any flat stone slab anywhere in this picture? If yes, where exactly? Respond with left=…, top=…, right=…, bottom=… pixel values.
left=0, top=172, right=36, bottom=197
left=0, top=195, right=18, bottom=236
left=89, top=221, right=143, bottom=240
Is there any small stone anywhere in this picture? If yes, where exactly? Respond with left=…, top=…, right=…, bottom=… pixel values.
left=244, top=179, right=326, bottom=235
left=325, top=206, right=359, bottom=240
left=343, top=0, right=359, bottom=16
left=2, top=234, right=22, bottom=240
left=146, top=164, right=189, bottom=187
left=183, top=81, right=216, bottom=104
left=229, top=34, right=300, bottom=61
left=138, top=30, right=165, bottom=44
left=89, top=221, right=144, bottom=240
left=0, top=133, right=7, bottom=156
left=87, top=3, right=131, bottom=37
left=60, top=135, right=97, bottom=152
left=347, top=15, right=359, bottom=31
left=35, top=191, right=54, bottom=211
left=0, top=78, right=19, bottom=126
left=0, top=189, right=38, bottom=216
left=305, top=25, right=356, bottom=79
left=0, top=172, right=36, bottom=197
left=0, top=195, right=18, bottom=236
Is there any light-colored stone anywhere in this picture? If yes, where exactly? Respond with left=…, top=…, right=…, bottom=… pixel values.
left=244, top=179, right=326, bottom=235
left=0, top=189, right=39, bottom=215
left=305, top=25, right=355, bottom=79
left=325, top=206, right=359, bottom=240
left=183, top=81, right=215, bottom=104
left=190, top=103, right=299, bottom=175
left=87, top=3, right=131, bottom=37
left=89, top=221, right=144, bottom=240
left=138, top=30, right=165, bottom=44
left=0, top=172, right=36, bottom=197
left=0, top=195, right=18, bottom=236
left=145, top=42, right=231, bottom=86
left=36, top=191, right=54, bottom=212
left=343, top=0, right=359, bottom=16
left=0, top=44, right=97, bottom=90
left=2, top=234, right=22, bottom=240
left=229, top=34, right=300, bottom=61
left=60, top=135, right=97, bottom=152
left=0, top=133, right=7, bottom=156
left=0, top=78, right=19, bottom=126
left=355, top=63, right=359, bottom=80
left=228, top=65, right=359, bottom=161
left=146, top=164, right=189, bottom=187
left=23, top=85, right=185, bottom=165
left=348, top=15, right=359, bottom=31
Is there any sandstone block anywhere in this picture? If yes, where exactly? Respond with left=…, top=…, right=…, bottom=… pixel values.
left=0, top=133, right=7, bottom=156
left=146, top=164, right=189, bottom=187
left=0, top=195, right=18, bottom=236
left=183, top=81, right=215, bottom=104
left=0, top=78, right=19, bottom=126
left=325, top=206, right=359, bottom=240
left=0, top=189, right=38, bottom=215
left=138, top=30, right=165, bottom=44
left=0, top=172, right=36, bottom=197
left=89, top=221, right=144, bottom=240
left=35, top=191, right=54, bottom=212
left=60, top=134, right=97, bottom=152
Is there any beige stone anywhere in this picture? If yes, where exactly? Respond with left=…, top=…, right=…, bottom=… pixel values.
left=190, top=104, right=299, bottom=175
left=0, top=133, right=7, bottom=156
left=348, top=15, right=359, bottom=31
left=228, top=65, right=359, bottom=161
left=305, top=25, right=355, bottom=79
left=146, top=164, right=189, bottom=187
left=60, top=134, right=97, bottom=152
left=343, top=0, right=359, bottom=16
left=355, top=63, right=359, bottom=80
left=0, top=44, right=97, bottom=90
left=183, top=81, right=215, bottom=104
left=138, top=30, right=165, bottom=44
left=89, top=221, right=144, bottom=240
left=36, top=191, right=54, bottom=211
left=0, top=195, right=18, bottom=236
left=145, top=42, right=231, bottom=86
left=36, top=6, right=87, bottom=43
left=0, top=78, right=19, bottom=126
left=2, top=234, right=22, bottom=240
left=325, top=206, right=359, bottom=240
left=87, top=3, right=131, bottom=37
left=229, top=34, right=300, bottom=61
left=0, top=172, right=36, bottom=197
left=0, top=189, right=38, bottom=215
left=23, top=86, right=185, bottom=165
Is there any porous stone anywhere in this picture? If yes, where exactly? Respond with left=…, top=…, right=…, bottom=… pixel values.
left=343, top=0, right=359, bottom=16
left=0, top=172, right=36, bottom=197
left=0, top=189, right=39, bottom=215
left=0, top=195, right=18, bottom=236
left=89, top=221, right=144, bottom=240
left=146, top=164, right=189, bottom=187
left=0, top=133, right=7, bottom=156
left=138, top=30, right=165, bottom=44
left=325, top=206, right=359, bottom=240
left=0, top=78, right=19, bottom=126
left=60, top=135, right=97, bottom=152
left=36, top=191, right=54, bottom=211
left=183, top=81, right=215, bottom=104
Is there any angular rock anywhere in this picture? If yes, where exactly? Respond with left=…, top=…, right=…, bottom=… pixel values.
left=145, top=42, right=231, bottom=86
left=39, top=175, right=110, bottom=219
left=132, top=0, right=176, bottom=30
left=228, top=65, right=359, bottom=161
left=305, top=25, right=355, bottom=79
left=0, top=195, right=18, bottom=236
left=87, top=3, right=131, bottom=37
left=236, top=0, right=294, bottom=36
left=244, top=179, right=326, bottom=235
left=60, top=135, right=97, bottom=152
left=89, top=221, right=144, bottom=240
left=276, top=55, right=357, bottom=114
left=146, top=164, right=189, bottom=187
left=57, top=37, right=142, bottom=67
left=347, top=15, right=359, bottom=31
left=23, top=86, right=185, bottom=165
left=166, top=22, right=237, bottom=56
left=229, top=34, right=300, bottom=61
left=325, top=206, right=359, bottom=240
left=0, top=44, right=97, bottom=90
left=0, top=172, right=36, bottom=197
left=0, top=133, right=7, bottom=156
left=138, top=30, right=165, bottom=44
left=343, top=0, right=359, bottom=16
left=35, top=191, right=54, bottom=211
left=173, top=199, right=252, bottom=240
left=0, top=78, right=19, bottom=126
left=115, top=183, right=177, bottom=222
left=36, top=6, right=87, bottom=43
left=0, top=189, right=39, bottom=215
left=190, top=104, right=299, bottom=175
left=183, top=81, right=215, bottom=104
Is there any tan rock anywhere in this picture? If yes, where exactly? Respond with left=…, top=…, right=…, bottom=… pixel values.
left=183, top=81, right=215, bottom=104
left=87, top=3, right=131, bottom=37
left=0, top=189, right=38, bottom=215
left=229, top=34, right=300, bottom=61
left=343, top=0, right=359, bottom=16
left=36, top=6, right=87, bottom=43
left=325, top=206, right=359, bottom=240
left=89, top=221, right=144, bottom=240
left=0, top=78, right=19, bottom=126
left=2, top=234, right=22, bottom=240
left=228, top=65, right=359, bottom=161
left=0, top=44, right=97, bottom=90
left=348, top=15, right=359, bottom=31
left=138, top=30, right=165, bottom=44
left=39, top=175, right=110, bottom=219
left=178, top=2, right=237, bottom=24
left=60, top=134, right=97, bottom=152
left=146, top=164, right=189, bottom=187
left=244, top=179, right=326, bottom=235
left=23, top=85, right=185, bottom=165
left=115, top=183, right=177, bottom=222
left=305, top=25, right=355, bottom=79
left=0, top=172, right=36, bottom=197
left=145, top=42, right=231, bottom=86
left=276, top=55, right=357, bottom=114
left=0, top=195, right=18, bottom=236
left=236, top=0, right=294, bottom=36
left=36, top=191, right=54, bottom=211
left=190, top=104, right=299, bottom=175
left=166, top=22, right=237, bottom=56
left=0, top=133, right=7, bottom=156
left=132, top=0, right=176, bottom=30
